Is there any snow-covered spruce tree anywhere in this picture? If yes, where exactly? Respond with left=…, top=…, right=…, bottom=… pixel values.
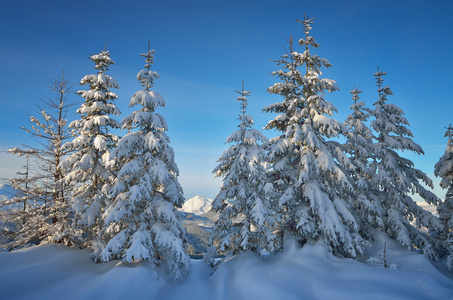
left=99, top=45, right=189, bottom=279
left=262, top=16, right=366, bottom=257
left=211, top=82, right=276, bottom=256
left=61, top=48, right=121, bottom=248
left=369, top=68, right=441, bottom=259
left=343, top=88, right=382, bottom=239
left=2, top=72, right=78, bottom=248
left=434, top=124, right=453, bottom=269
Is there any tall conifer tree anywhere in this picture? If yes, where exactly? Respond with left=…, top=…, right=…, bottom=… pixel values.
left=263, top=16, right=365, bottom=257
left=61, top=48, right=121, bottom=248
left=100, top=45, right=189, bottom=279
left=434, top=124, right=453, bottom=269
left=343, top=88, right=382, bottom=239
left=211, top=82, right=276, bottom=256
left=369, top=69, right=441, bottom=259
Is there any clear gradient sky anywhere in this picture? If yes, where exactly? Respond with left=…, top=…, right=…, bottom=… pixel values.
left=1, top=0, right=452, bottom=200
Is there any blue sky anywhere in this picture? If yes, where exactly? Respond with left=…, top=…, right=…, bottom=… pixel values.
left=1, top=0, right=452, bottom=200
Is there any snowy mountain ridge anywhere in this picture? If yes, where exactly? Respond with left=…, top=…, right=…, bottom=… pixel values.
left=180, top=195, right=213, bottom=215
left=178, top=196, right=216, bottom=256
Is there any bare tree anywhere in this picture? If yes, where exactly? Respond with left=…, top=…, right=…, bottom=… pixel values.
left=1, top=70, right=80, bottom=249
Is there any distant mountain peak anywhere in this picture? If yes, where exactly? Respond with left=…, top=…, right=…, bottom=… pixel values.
left=180, top=195, right=213, bottom=215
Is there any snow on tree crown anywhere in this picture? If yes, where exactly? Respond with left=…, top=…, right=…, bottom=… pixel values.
left=90, top=47, right=115, bottom=72
left=235, top=81, right=251, bottom=116
left=350, top=87, right=362, bottom=104
left=445, top=124, right=453, bottom=139
left=137, top=42, right=160, bottom=91
left=233, top=82, right=255, bottom=131
left=297, top=16, right=320, bottom=49
left=374, top=67, right=393, bottom=104
left=294, top=15, right=333, bottom=77
left=443, top=124, right=453, bottom=150
left=128, top=44, right=165, bottom=111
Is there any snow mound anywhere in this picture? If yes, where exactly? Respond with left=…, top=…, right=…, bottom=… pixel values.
left=180, top=196, right=213, bottom=215
left=1, top=236, right=452, bottom=299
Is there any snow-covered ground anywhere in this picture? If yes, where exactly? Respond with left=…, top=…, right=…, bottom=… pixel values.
left=1, top=233, right=452, bottom=300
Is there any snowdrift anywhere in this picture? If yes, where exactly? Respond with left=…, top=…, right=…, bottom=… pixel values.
left=1, top=234, right=452, bottom=300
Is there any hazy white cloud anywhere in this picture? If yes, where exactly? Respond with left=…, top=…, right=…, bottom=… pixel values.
left=417, top=200, right=438, bottom=216
left=0, top=148, right=23, bottom=181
